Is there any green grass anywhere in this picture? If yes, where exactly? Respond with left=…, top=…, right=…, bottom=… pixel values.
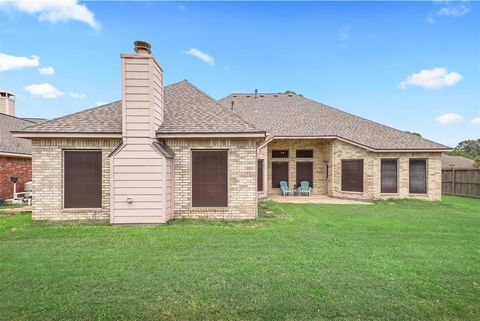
left=1, top=196, right=479, bottom=321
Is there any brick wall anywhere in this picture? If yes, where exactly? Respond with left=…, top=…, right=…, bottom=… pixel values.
left=331, top=139, right=442, bottom=201
left=31, top=138, right=121, bottom=220
left=166, top=138, right=258, bottom=220
left=0, top=156, right=32, bottom=200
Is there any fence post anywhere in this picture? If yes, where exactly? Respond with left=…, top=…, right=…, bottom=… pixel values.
left=452, top=169, right=456, bottom=196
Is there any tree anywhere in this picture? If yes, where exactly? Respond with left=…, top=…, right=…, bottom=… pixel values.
left=405, top=131, right=422, bottom=137
left=449, top=139, right=480, bottom=160
left=284, top=90, right=303, bottom=97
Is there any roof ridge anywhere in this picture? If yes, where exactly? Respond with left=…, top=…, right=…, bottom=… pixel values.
left=181, top=81, right=264, bottom=133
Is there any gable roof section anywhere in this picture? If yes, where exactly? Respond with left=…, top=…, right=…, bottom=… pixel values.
left=0, top=113, right=36, bottom=156
left=157, top=80, right=263, bottom=136
left=218, top=93, right=450, bottom=151
left=441, top=154, right=475, bottom=169
left=14, top=81, right=264, bottom=138
left=15, top=101, right=123, bottom=136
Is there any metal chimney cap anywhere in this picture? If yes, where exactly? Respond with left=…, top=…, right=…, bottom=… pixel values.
left=134, top=40, right=151, bottom=54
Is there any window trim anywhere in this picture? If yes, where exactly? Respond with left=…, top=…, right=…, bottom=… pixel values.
left=62, top=149, right=102, bottom=210
left=341, top=159, right=364, bottom=193
left=190, top=149, right=229, bottom=208
left=409, top=158, right=428, bottom=195
left=380, top=158, right=399, bottom=194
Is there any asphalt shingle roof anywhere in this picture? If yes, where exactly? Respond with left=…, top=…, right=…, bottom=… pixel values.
left=218, top=93, right=450, bottom=151
left=158, top=80, right=262, bottom=134
left=0, top=114, right=37, bottom=155
left=17, top=81, right=262, bottom=136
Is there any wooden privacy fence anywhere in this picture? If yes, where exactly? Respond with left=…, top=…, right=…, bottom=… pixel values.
left=442, top=169, right=480, bottom=198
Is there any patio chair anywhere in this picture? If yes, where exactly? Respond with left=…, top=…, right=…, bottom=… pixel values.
left=279, top=181, right=290, bottom=196
left=299, top=181, right=312, bottom=196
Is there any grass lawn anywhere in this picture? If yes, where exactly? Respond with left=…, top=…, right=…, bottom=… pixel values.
left=1, top=196, right=479, bottom=321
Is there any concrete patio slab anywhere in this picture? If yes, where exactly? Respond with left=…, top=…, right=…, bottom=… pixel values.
left=267, top=195, right=372, bottom=205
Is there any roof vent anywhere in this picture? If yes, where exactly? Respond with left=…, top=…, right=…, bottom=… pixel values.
left=231, top=100, right=234, bottom=111
left=273, top=94, right=278, bottom=97
left=260, top=94, right=264, bottom=97
left=288, top=93, right=293, bottom=97
left=254, top=89, right=258, bottom=99
left=232, top=95, right=237, bottom=98
left=246, top=95, right=250, bottom=97
left=134, top=40, right=151, bottom=55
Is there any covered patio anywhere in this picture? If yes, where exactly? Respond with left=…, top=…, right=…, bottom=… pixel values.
left=267, top=194, right=372, bottom=205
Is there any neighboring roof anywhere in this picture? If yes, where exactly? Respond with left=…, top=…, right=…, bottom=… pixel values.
left=16, top=101, right=122, bottom=134
left=15, top=80, right=264, bottom=137
left=157, top=80, right=263, bottom=135
left=218, top=93, right=450, bottom=151
left=441, top=154, right=475, bottom=169
left=0, top=113, right=36, bottom=156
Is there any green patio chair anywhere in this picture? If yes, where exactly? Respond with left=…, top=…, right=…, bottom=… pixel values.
left=299, top=181, right=312, bottom=196
left=279, top=181, right=290, bottom=196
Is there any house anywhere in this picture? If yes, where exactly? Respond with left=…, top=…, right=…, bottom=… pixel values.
left=441, top=154, right=475, bottom=169
left=0, top=113, right=32, bottom=200
left=13, top=41, right=450, bottom=223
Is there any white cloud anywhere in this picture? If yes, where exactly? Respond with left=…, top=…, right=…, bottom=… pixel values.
left=38, top=66, right=55, bottom=75
left=435, top=113, right=464, bottom=124
left=183, top=48, right=215, bottom=66
left=0, top=0, right=100, bottom=29
left=471, top=117, right=480, bottom=124
left=399, top=67, right=462, bottom=89
left=69, top=91, right=85, bottom=98
left=24, top=83, right=63, bottom=99
left=428, top=0, right=470, bottom=23
left=0, top=53, right=39, bottom=71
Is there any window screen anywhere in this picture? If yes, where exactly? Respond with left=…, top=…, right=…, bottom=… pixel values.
left=341, top=159, right=364, bottom=192
left=192, top=150, right=228, bottom=207
left=272, top=162, right=289, bottom=188
left=381, top=159, right=398, bottom=193
left=64, top=151, right=102, bottom=208
left=296, top=162, right=313, bottom=187
left=409, top=159, right=427, bottom=194
left=272, top=150, right=289, bottom=158
left=257, top=159, right=264, bottom=192
left=296, top=150, right=313, bottom=158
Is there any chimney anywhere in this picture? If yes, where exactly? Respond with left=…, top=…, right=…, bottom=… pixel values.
left=0, top=91, right=16, bottom=116
left=121, top=41, right=163, bottom=143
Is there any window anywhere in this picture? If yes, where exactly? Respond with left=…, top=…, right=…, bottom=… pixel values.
left=272, top=150, right=289, bottom=158
left=272, top=162, right=289, bottom=188
left=409, top=159, right=427, bottom=194
left=381, top=159, right=398, bottom=193
left=64, top=150, right=102, bottom=208
left=257, top=159, right=264, bottom=192
left=341, top=159, right=364, bottom=192
left=296, top=150, right=313, bottom=158
left=192, top=150, right=228, bottom=207
left=296, top=162, right=313, bottom=187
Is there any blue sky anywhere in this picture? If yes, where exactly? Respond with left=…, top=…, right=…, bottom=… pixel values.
left=0, top=1, right=478, bottom=147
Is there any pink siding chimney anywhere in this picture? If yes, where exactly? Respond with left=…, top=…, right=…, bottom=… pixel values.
left=110, top=41, right=173, bottom=224
left=121, top=41, right=164, bottom=142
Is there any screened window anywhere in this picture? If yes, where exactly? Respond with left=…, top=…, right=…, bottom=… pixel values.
left=341, top=159, right=364, bottom=192
left=257, top=159, right=264, bottom=192
left=409, top=159, right=427, bottom=194
left=296, top=162, right=313, bottom=187
left=381, top=159, right=398, bottom=193
left=192, top=150, right=228, bottom=207
left=272, top=150, right=289, bottom=158
left=64, top=150, right=102, bottom=208
left=272, top=162, right=289, bottom=188
left=296, top=150, right=313, bottom=158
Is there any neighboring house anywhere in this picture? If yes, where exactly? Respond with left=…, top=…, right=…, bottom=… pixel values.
left=13, top=41, right=450, bottom=223
left=0, top=113, right=35, bottom=200
left=441, top=154, right=475, bottom=169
